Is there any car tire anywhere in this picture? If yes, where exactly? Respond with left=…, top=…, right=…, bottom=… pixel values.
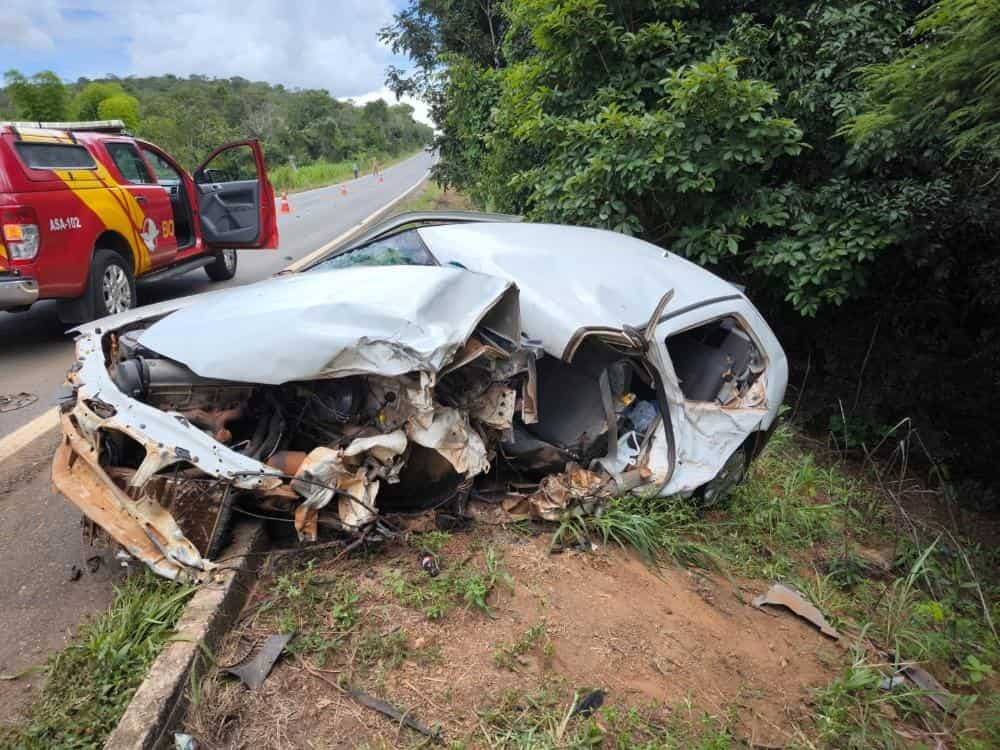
left=697, top=446, right=746, bottom=508
left=205, top=249, right=238, bottom=281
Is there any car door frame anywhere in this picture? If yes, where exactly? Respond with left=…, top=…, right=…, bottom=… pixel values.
left=193, top=139, right=278, bottom=251
left=102, top=139, right=178, bottom=271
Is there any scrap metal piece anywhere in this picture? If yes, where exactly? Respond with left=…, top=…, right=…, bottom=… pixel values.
left=901, top=664, right=954, bottom=712
left=752, top=583, right=840, bottom=639
left=0, top=392, right=37, bottom=413
left=223, top=633, right=293, bottom=690
left=346, top=684, right=441, bottom=742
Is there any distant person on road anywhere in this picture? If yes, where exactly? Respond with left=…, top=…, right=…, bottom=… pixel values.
left=352, top=161, right=359, bottom=179
left=370, top=158, right=381, bottom=178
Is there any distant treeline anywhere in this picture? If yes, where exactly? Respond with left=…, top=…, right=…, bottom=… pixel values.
left=1, top=71, right=433, bottom=170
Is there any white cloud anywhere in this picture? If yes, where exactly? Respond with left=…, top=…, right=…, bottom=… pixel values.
left=5, top=0, right=406, bottom=97
left=346, top=87, right=433, bottom=127
left=0, top=1, right=60, bottom=50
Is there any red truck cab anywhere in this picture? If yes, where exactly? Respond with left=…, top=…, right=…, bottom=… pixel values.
left=0, top=120, right=278, bottom=322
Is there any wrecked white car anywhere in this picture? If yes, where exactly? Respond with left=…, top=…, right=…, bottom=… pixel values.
left=53, top=212, right=787, bottom=581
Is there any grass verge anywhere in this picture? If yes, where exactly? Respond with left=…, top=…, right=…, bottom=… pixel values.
left=0, top=572, right=195, bottom=749
left=269, top=149, right=426, bottom=194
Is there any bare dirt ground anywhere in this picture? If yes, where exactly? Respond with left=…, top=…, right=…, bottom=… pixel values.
left=185, top=526, right=844, bottom=749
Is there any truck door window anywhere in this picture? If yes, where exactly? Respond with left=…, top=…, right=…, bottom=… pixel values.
left=106, top=143, right=156, bottom=185
left=140, top=148, right=181, bottom=184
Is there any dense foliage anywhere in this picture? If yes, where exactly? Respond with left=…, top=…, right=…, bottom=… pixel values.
left=1, top=72, right=432, bottom=171
left=847, top=0, right=1000, bottom=160
left=384, top=0, right=1000, bottom=494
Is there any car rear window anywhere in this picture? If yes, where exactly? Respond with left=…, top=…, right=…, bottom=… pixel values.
left=15, top=142, right=96, bottom=170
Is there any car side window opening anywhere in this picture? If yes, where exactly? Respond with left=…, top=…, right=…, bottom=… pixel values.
left=197, top=145, right=257, bottom=184
left=310, top=230, right=436, bottom=272
left=106, top=142, right=156, bottom=185
left=15, top=142, right=96, bottom=170
left=665, top=316, right=764, bottom=405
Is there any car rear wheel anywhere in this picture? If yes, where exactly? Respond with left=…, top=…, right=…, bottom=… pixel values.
left=697, top=446, right=746, bottom=508
left=205, top=249, right=238, bottom=281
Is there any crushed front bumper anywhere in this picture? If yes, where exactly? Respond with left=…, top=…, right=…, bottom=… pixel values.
left=0, top=274, right=39, bottom=311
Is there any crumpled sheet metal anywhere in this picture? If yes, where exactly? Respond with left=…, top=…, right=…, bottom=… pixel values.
left=69, top=328, right=284, bottom=492
left=496, top=463, right=612, bottom=521
left=52, top=425, right=201, bottom=582
left=137, top=266, right=519, bottom=385
left=753, top=582, right=840, bottom=639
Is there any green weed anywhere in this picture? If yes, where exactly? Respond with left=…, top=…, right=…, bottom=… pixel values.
left=0, top=572, right=194, bottom=749
left=493, top=623, right=552, bottom=671
left=383, top=544, right=512, bottom=620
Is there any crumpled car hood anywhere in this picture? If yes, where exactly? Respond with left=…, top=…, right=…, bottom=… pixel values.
left=137, top=265, right=519, bottom=385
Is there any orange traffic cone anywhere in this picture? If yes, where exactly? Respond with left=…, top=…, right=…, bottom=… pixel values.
left=340, top=184, right=348, bottom=196
left=280, top=191, right=291, bottom=213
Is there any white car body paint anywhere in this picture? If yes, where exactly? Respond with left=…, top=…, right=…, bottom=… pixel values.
left=137, top=265, right=520, bottom=384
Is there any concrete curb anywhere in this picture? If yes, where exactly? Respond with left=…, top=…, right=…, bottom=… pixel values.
left=105, top=520, right=267, bottom=750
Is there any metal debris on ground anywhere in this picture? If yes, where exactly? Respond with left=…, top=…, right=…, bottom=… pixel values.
left=223, top=633, right=294, bottom=689
left=752, top=583, right=840, bottom=639
left=303, top=663, right=442, bottom=742
left=420, top=552, right=440, bottom=577
left=0, top=392, right=37, bottom=413
left=901, top=664, right=955, bottom=712
left=173, top=733, right=196, bottom=750
left=570, top=689, right=606, bottom=718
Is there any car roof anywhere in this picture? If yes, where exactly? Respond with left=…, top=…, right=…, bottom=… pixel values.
left=416, top=221, right=742, bottom=360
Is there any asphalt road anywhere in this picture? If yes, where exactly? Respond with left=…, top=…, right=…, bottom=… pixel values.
left=0, top=150, right=432, bottom=719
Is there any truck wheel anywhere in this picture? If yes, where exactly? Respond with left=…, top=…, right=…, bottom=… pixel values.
left=59, top=249, right=136, bottom=323
left=205, top=249, right=237, bottom=281
left=91, top=249, right=136, bottom=317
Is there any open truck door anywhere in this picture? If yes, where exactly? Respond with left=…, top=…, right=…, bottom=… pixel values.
left=194, top=140, right=278, bottom=250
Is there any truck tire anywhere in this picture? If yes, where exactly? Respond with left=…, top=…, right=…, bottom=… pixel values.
left=205, top=249, right=238, bottom=281
left=91, top=249, right=137, bottom=318
left=57, top=248, right=136, bottom=324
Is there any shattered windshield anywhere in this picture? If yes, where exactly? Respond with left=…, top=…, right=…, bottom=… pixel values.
left=309, top=229, right=435, bottom=272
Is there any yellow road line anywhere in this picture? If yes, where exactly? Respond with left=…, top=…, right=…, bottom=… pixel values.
left=0, top=407, right=59, bottom=465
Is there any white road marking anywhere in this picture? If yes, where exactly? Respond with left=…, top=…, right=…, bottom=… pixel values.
left=0, top=407, right=59, bottom=464
left=0, top=169, right=430, bottom=465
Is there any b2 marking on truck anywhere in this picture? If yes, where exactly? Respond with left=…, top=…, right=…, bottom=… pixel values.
left=49, top=217, right=82, bottom=232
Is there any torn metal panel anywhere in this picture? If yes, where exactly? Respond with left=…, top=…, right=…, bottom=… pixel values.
left=470, top=384, right=517, bottom=430
left=137, top=266, right=519, bottom=384
left=53, top=434, right=192, bottom=582
left=901, top=664, right=954, bottom=713
left=69, top=328, right=284, bottom=491
left=406, top=407, right=489, bottom=477
left=753, top=583, right=840, bottom=639
left=224, top=633, right=293, bottom=689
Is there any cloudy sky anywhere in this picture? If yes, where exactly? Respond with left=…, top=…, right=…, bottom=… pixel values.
left=0, top=0, right=430, bottom=123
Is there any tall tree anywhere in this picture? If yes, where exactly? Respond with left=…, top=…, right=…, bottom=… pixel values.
left=846, top=0, right=1000, bottom=160
left=3, top=69, right=68, bottom=121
